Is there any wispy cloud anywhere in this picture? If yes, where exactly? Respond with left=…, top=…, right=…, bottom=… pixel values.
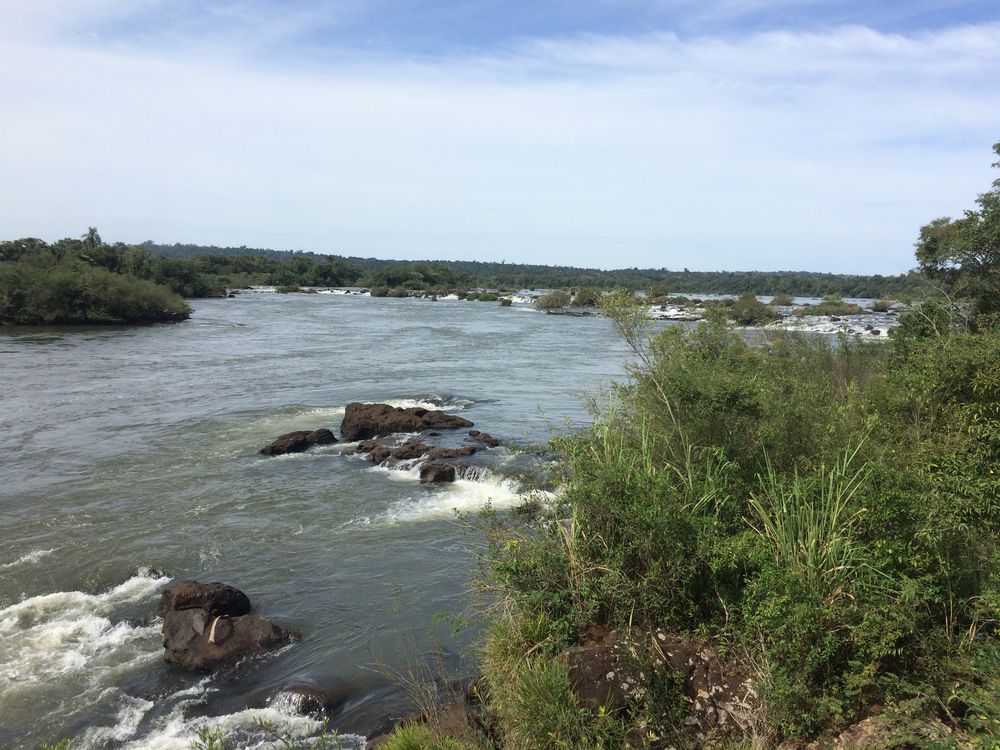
left=1, top=2, right=997, bottom=273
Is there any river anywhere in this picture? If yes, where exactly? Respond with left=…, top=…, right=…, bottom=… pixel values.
left=0, top=293, right=633, bottom=749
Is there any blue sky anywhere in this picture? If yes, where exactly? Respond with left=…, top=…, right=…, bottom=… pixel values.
left=2, top=1, right=999, bottom=273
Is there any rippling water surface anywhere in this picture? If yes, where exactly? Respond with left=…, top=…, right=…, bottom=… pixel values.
left=0, top=294, right=632, bottom=749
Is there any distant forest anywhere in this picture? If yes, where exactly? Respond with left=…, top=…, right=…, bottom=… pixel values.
left=143, top=241, right=926, bottom=298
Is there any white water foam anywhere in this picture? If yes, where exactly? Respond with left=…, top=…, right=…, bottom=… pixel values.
left=377, top=467, right=536, bottom=524
left=0, top=569, right=169, bottom=698
left=0, top=547, right=57, bottom=570
left=127, top=701, right=365, bottom=750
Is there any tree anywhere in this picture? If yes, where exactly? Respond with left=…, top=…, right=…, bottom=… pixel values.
left=915, top=142, right=1000, bottom=314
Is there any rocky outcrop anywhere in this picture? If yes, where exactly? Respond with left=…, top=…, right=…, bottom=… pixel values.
left=159, top=580, right=291, bottom=671
left=340, top=403, right=473, bottom=441
left=260, top=428, right=337, bottom=455
left=420, top=463, right=457, bottom=483
left=468, top=430, right=501, bottom=448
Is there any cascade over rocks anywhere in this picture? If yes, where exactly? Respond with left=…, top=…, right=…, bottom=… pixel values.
left=159, top=580, right=291, bottom=672
left=340, top=403, right=473, bottom=441
left=260, top=428, right=337, bottom=455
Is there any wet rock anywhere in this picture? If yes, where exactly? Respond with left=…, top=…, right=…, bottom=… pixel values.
left=420, top=463, right=457, bottom=483
left=393, top=438, right=431, bottom=460
left=340, top=403, right=473, bottom=441
left=157, top=580, right=251, bottom=617
left=273, top=680, right=348, bottom=717
left=428, top=446, right=478, bottom=459
left=468, top=430, right=501, bottom=448
left=260, top=428, right=337, bottom=455
left=159, top=580, right=290, bottom=672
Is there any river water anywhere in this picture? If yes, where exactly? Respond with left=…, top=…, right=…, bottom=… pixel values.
left=0, top=294, right=633, bottom=749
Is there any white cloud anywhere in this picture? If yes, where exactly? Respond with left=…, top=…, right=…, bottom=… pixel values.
left=1, top=4, right=997, bottom=273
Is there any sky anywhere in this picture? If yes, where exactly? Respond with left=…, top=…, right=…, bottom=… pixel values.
left=1, top=1, right=998, bottom=274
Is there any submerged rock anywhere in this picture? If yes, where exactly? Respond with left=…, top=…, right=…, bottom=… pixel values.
left=260, top=428, right=337, bottom=456
left=340, top=403, right=473, bottom=441
left=271, top=679, right=348, bottom=717
left=159, top=580, right=291, bottom=671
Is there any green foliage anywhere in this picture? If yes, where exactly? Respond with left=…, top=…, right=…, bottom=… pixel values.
left=915, top=142, right=1000, bottom=315
left=570, top=287, right=601, bottom=307
left=466, top=291, right=499, bottom=302
left=793, top=296, right=864, bottom=317
left=380, top=724, right=481, bottom=750
left=0, top=258, right=190, bottom=324
left=145, top=242, right=927, bottom=298
left=499, top=297, right=513, bottom=307
left=482, top=649, right=632, bottom=750
left=481, top=309, right=1000, bottom=746
left=535, top=291, right=570, bottom=310
left=730, top=292, right=779, bottom=325
left=871, top=298, right=892, bottom=312
left=770, top=293, right=795, bottom=306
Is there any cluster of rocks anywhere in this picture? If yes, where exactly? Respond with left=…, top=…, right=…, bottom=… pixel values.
left=258, top=402, right=502, bottom=483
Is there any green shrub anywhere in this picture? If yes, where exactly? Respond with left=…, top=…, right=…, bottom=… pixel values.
left=794, top=296, right=864, bottom=316
left=481, top=301, right=1000, bottom=745
left=730, top=292, right=779, bottom=325
left=380, top=724, right=480, bottom=750
left=499, top=297, right=513, bottom=307
left=570, top=288, right=601, bottom=307
left=871, top=298, right=892, bottom=312
left=770, top=294, right=794, bottom=306
left=535, top=291, right=570, bottom=310
left=0, top=262, right=190, bottom=324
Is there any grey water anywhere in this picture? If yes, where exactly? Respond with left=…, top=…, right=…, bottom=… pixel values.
left=0, top=294, right=632, bottom=749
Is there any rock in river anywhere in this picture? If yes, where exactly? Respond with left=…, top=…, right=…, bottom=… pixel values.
left=340, top=403, right=473, bottom=441
left=260, top=428, right=337, bottom=455
left=419, top=462, right=457, bottom=483
left=159, top=580, right=291, bottom=671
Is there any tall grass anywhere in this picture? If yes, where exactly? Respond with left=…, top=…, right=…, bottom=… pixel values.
left=748, top=443, right=870, bottom=604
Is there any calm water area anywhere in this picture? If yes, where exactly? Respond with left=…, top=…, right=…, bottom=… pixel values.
left=0, top=294, right=634, bottom=749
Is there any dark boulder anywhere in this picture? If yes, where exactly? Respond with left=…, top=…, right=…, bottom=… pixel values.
left=260, top=428, right=336, bottom=456
left=468, top=430, right=501, bottom=448
left=392, top=438, right=431, bottom=460
left=157, top=580, right=251, bottom=617
left=340, top=403, right=473, bottom=441
left=159, top=580, right=290, bottom=672
left=428, top=446, right=478, bottom=460
left=273, top=680, right=348, bottom=717
left=420, top=463, right=457, bottom=483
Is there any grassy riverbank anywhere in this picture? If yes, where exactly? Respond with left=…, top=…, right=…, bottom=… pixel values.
left=378, top=145, right=1000, bottom=750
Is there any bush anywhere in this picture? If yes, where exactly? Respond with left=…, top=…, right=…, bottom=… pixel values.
left=499, top=297, right=513, bottom=307
left=0, top=262, right=190, bottom=324
left=871, top=298, right=891, bottom=312
left=535, top=291, right=570, bottom=310
left=380, top=724, right=480, bottom=750
left=730, top=292, right=779, bottom=325
left=794, top=296, right=864, bottom=316
left=481, top=298, right=1000, bottom=746
left=570, top=287, right=601, bottom=307
left=770, top=294, right=794, bottom=306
